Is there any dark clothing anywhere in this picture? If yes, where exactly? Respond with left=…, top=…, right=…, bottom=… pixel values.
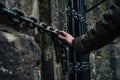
left=72, top=0, right=120, bottom=56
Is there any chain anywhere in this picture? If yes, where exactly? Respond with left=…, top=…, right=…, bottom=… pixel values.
left=0, top=3, right=60, bottom=37
left=0, top=2, right=70, bottom=80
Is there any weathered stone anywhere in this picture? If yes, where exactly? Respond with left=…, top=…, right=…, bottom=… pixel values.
left=0, top=26, right=41, bottom=80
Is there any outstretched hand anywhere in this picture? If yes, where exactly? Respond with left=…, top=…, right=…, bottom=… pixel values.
left=58, top=31, right=74, bottom=46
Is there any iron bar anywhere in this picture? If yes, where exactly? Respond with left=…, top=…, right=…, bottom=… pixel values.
left=87, top=0, right=106, bottom=13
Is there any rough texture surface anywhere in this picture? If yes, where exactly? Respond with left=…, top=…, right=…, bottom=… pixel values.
left=0, top=26, right=41, bottom=80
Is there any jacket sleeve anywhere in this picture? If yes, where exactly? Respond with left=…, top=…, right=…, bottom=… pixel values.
left=72, top=0, right=120, bottom=56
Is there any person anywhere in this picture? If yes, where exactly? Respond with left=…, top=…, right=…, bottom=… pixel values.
left=58, top=0, right=120, bottom=56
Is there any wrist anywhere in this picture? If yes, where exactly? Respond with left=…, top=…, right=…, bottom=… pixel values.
left=71, top=39, right=75, bottom=47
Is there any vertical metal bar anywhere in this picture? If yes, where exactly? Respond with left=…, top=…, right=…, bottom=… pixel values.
left=64, top=0, right=71, bottom=79
left=71, top=0, right=75, bottom=36
left=66, top=47, right=70, bottom=80
left=77, top=0, right=82, bottom=36
left=66, top=0, right=76, bottom=80
left=71, top=0, right=77, bottom=80
left=81, top=1, right=86, bottom=80
left=77, top=0, right=90, bottom=80
left=78, top=0, right=84, bottom=80
left=76, top=0, right=83, bottom=80
left=66, top=0, right=90, bottom=80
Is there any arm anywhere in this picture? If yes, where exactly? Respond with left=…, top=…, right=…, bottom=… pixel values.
left=59, top=1, right=120, bottom=56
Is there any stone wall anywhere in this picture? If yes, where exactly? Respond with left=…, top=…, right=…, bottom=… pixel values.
left=0, top=0, right=41, bottom=80
left=0, top=25, right=41, bottom=80
left=86, top=0, right=120, bottom=80
left=1, top=0, right=120, bottom=80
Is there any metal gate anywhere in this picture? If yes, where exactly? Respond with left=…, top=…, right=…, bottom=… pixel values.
left=65, top=0, right=107, bottom=80
left=66, top=0, right=90, bottom=80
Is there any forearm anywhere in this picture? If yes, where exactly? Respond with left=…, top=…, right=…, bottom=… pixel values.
left=72, top=1, right=120, bottom=55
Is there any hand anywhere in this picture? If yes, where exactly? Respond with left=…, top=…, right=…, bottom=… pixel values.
left=58, top=31, right=74, bottom=46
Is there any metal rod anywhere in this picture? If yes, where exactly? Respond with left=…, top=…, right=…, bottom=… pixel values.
left=87, top=0, right=106, bottom=13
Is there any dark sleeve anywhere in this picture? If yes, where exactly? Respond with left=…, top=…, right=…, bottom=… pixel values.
left=72, top=0, right=120, bottom=56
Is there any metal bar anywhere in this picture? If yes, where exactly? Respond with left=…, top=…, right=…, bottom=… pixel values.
left=66, top=0, right=76, bottom=80
left=71, top=0, right=77, bottom=79
left=86, top=0, right=106, bottom=13
left=77, top=0, right=91, bottom=80
left=65, top=0, right=91, bottom=80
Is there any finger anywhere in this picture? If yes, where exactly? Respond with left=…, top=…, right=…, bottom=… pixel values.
left=58, top=31, right=67, bottom=34
left=58, top=31, right=68, bottom=36
left=58, top=35, right=67, bottom=40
